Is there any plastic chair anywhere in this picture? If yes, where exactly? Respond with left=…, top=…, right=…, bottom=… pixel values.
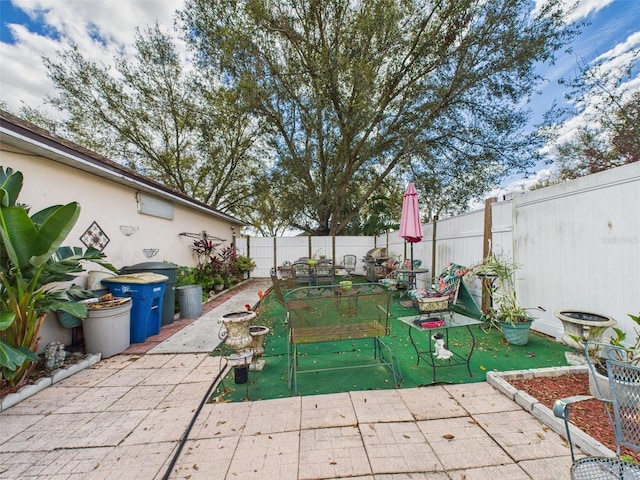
left=553, top=346, right=640, bottom=479
left=342, top=254, right=357, bottom=278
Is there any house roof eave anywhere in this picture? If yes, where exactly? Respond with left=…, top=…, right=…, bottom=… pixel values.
left=0, top=110, right=246, bottom=227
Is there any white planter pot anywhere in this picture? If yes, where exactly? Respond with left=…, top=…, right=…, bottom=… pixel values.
left=221, top=311, right=256, bottom=353
left=83, top=298, right=132, bottom=358
left=588, top=366, right=611, bottom=401
left=555, top=310, right=616, bottom=351
left=249, top=326, right=269, bottom=371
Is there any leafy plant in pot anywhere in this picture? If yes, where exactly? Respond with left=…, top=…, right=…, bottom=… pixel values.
left=470, top=253, right=542, bottom=345
left=212, top=275, right=225, bottom=292
left=0, top=166, right=115, bottom=388
left=586, top=313, right=640, bottom=401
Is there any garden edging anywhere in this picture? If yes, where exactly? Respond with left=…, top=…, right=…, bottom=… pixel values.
left=487, top=366, right=616, bottom=458
left=0, top=353, right=101, bottom=412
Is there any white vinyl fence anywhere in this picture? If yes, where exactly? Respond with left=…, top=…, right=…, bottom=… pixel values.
left=239, top=161, right=640, bottom=344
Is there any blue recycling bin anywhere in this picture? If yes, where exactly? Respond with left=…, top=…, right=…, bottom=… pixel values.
left=101, top=273, right=168, bottom=343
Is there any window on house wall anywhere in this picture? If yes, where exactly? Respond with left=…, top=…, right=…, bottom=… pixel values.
left=136, top=192, right=174, bottom=220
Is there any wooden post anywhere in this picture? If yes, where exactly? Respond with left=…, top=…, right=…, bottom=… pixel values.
left=273, top=236, right=277, bottom=271
left=482, top=198, right=497, bottom=314
left=332, top=235, right=336, bottom=263
left=431, top=215, right=438, bottom=284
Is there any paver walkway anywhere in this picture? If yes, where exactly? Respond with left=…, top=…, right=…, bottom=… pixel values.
left=0, top=279, right=577, bottom=479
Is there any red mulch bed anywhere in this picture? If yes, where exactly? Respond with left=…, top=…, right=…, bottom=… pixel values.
left=510, top=373, right=640, bottom=462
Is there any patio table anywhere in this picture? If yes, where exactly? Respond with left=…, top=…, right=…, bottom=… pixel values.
left=396, top=267, right=429, bottom=290
left=398, top=312, right=481, bottom=384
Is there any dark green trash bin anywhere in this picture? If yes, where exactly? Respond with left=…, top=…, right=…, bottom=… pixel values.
left=120, top=262, right=177, bottom=326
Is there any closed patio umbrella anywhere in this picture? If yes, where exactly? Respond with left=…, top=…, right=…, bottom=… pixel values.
left=399, top=182, right=423, bottom=271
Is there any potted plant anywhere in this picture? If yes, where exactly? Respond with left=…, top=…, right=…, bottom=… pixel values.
left=212, top=275, right=225, bottom=292
left=234, top=255, right=256, bottom=280
left=0, top=166, right=115, bottom=387
left=586, top=312, right=640, bottom=400
left=470, top=253, right=537, bottom=345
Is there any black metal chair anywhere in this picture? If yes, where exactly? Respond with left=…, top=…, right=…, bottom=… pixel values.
left=553, top=349, right=640, bottom=479
left=315, top=260, right=334, bottom=284
left=292, top=261, right=312, bottom=286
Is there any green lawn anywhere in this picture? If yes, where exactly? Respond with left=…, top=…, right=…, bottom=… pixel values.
left=211, top=281, right=571, bottom=402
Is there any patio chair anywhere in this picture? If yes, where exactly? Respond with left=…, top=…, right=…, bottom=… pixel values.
left=379, top=259, right=422, bottom=291
left=407, top=262, right=483, bottom=319
left=342, top=254, right=357, bottom=278
left=553, top=354, right=640, bottom=479
left=315, top=259, right=334, bottom=284
left=292, top=261, right=312, bottom=286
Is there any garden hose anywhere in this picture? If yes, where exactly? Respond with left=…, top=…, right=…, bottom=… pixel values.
left=161, top=355, right=229, bottom=480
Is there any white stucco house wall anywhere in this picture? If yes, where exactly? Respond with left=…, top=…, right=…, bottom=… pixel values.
left=0, top=109, right=245, bottom=270
left=1, top=109, right=246, bottom=352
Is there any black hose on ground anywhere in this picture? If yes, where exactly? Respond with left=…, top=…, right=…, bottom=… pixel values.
left=161, top=356, right=229, bottom=480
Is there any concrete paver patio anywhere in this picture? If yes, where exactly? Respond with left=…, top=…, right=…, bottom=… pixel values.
left=0, top=279, right=579, bottom=479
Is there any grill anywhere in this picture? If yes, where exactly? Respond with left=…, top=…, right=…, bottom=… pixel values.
left=363, top=247, right=389, bottom=281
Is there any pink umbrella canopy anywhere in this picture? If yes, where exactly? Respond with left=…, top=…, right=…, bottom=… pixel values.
left=399, top=182, right=423, bottom=243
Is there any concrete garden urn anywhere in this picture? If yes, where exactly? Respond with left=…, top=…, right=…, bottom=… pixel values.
left=555, top=310, right=617, bottom=351
left=248, top=326, right=269, bottom=371
left=221, top=310, right=256, bottom=353
left=221, top=310, right=256, bottom=384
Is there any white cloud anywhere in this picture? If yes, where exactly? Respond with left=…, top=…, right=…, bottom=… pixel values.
left=533, top=0, right=614, bottom=23
left=544, top=30, right=640, bottom=155
left=1, top=0, right=186, bottom=118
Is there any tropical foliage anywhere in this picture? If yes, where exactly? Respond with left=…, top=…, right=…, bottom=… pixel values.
left=0, top=166, right=114, bottom=387
left=39, top=0, right=575, bottom=233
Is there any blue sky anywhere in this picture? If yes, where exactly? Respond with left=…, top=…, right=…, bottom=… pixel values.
left=1, top=0, right=638, bottom=190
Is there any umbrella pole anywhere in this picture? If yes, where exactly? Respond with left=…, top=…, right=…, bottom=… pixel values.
left=410, top=243, right=414, bottom=269
left=410, top=243, right=415, bottom=289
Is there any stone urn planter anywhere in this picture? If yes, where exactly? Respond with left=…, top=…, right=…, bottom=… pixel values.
left=555, top=310, right=617, bottom=351
left=221, top=311, right=255, bottom=352
left=221, top=310, right=256, bottom=383
left=248, top=326, right=270, bottom=371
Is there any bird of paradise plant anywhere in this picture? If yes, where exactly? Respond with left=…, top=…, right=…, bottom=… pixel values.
left=0, top=166, right=115, bottom=387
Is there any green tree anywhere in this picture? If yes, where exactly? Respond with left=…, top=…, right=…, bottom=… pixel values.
left=44, top=24, right=264, bottom=213
left=180, top=0, right=575, bottom=234
left=611, top=91, right=640, bottom=164
left=540, top=51, right=639, bottom=182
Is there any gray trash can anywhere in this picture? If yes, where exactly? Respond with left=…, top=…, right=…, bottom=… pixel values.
left=177, top=284, right=203, bottom=318
left=120, top=262, right=177, bottom=326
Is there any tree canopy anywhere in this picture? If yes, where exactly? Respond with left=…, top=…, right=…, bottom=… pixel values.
left=40, top=1, right=576, bottom=235
left=180, top=0, right=574, bottom=234
left=44, top=24, right=264, bottom=213
left=538, top=49, right=639, bottom=184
